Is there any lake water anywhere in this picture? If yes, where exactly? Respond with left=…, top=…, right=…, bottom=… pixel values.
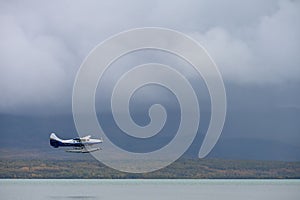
left=1, top=179, right=299, bottom=200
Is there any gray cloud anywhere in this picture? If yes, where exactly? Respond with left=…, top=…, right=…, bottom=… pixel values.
left=0, top=0, right=299, bottom=113
left=192, top=0, right=300, bottom=84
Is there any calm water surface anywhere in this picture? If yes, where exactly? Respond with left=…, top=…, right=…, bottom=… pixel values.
left=1, top=179, right=299, bottom=200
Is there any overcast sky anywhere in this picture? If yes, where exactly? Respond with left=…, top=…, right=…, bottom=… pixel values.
left=1, top=0, right=300, bottom=161
left=0, top=0, right=299, bottom=114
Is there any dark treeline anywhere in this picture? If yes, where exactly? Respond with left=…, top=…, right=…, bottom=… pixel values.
left=1, top=158, right=300, bottom=179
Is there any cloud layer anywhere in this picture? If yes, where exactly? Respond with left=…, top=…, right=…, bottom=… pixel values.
left=0, top=0, right=299, bottom=113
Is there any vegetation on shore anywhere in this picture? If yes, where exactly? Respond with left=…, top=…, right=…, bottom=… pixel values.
left=1, top=158, right=299, bottom=179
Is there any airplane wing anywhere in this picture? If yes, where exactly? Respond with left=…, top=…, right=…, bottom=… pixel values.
left=81, top=135, right=91, bottom=140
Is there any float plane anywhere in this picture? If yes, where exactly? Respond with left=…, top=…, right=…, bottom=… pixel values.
left=50, top=133, right=102, bottom=153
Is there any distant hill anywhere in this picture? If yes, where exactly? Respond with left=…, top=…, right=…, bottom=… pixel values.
left=0, top=112, right=300, bottom=161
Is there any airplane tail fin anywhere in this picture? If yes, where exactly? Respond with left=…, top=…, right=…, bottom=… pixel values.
left=50, top=133, right=61, bottom=141
left=50, top=133, right=62, bottom=148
